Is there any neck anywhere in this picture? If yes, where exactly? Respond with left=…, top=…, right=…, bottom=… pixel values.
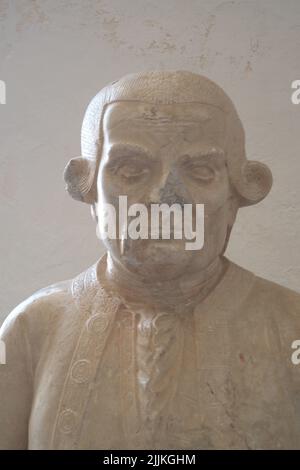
left=98, top=252, right=228, bottom=314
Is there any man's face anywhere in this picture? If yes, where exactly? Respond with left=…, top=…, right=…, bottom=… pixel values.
left=96, top=101, right=236, bottom=280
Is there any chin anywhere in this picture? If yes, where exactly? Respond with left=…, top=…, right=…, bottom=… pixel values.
left=119, top=239, right=194, bottom=280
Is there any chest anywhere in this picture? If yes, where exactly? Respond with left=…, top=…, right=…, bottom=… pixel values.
left=29, top=307, right=299, bottom=449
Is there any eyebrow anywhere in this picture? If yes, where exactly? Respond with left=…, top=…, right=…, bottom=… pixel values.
left=107, top=143, right=154, bottom=160
left=182, top=146, right=225, bottom=160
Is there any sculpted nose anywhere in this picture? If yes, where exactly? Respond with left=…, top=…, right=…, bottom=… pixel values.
left=149, top=167, right=189, bottom=206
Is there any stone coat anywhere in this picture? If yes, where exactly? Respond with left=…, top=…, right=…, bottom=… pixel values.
left=1, top=256, right=300, bottom=449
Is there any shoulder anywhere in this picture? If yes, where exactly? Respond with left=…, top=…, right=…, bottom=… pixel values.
left=236, top=267, right=300, bottom=330
left=0, top=263, right=99, bottom=343
left=251, top=274, right=300, bottom=311
left=223, top=258, right=300, bottom=323
left=0, top=279, right=73, bottom=342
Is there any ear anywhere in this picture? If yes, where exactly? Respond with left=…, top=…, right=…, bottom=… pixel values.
left=63, top=157, right=97, bottom=204
left=235, top=160, right=273, bottom=207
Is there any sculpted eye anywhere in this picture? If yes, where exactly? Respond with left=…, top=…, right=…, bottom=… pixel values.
left=109, top=159, right=150, bottom=182
left=185, top=164, right=215, bottom=182
left=119, top=163, right=148, bottom=178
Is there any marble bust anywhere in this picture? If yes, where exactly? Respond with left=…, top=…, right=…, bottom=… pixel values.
left=1, top=70, right=300, bottom=450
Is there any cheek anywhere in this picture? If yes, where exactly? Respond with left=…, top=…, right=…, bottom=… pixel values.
left=204, top=201, right=231, bottom=252
left=189, top=177, right=231, bottom=214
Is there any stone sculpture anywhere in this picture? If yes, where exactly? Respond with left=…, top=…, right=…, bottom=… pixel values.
left=1, top=71, right=300, bottom=449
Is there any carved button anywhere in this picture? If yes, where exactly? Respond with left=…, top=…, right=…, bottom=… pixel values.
left=153, top=313, right=173, bottom=330
left=58, top=409, right=77, bottom=434
left=138, top=318, right=152, bottom=336
left=70, top=359, right=91, bottom=384
left=87, top=313, right=109, bottom=334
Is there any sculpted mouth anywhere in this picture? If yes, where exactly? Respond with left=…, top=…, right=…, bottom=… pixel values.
left=148, top=229, right=184, bottom=240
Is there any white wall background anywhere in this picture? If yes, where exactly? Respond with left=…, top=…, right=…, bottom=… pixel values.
left=0, top=0, right=299, bottom=323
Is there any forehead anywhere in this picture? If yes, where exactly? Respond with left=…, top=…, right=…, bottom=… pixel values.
left=102, top=101, right=226, bottom=150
